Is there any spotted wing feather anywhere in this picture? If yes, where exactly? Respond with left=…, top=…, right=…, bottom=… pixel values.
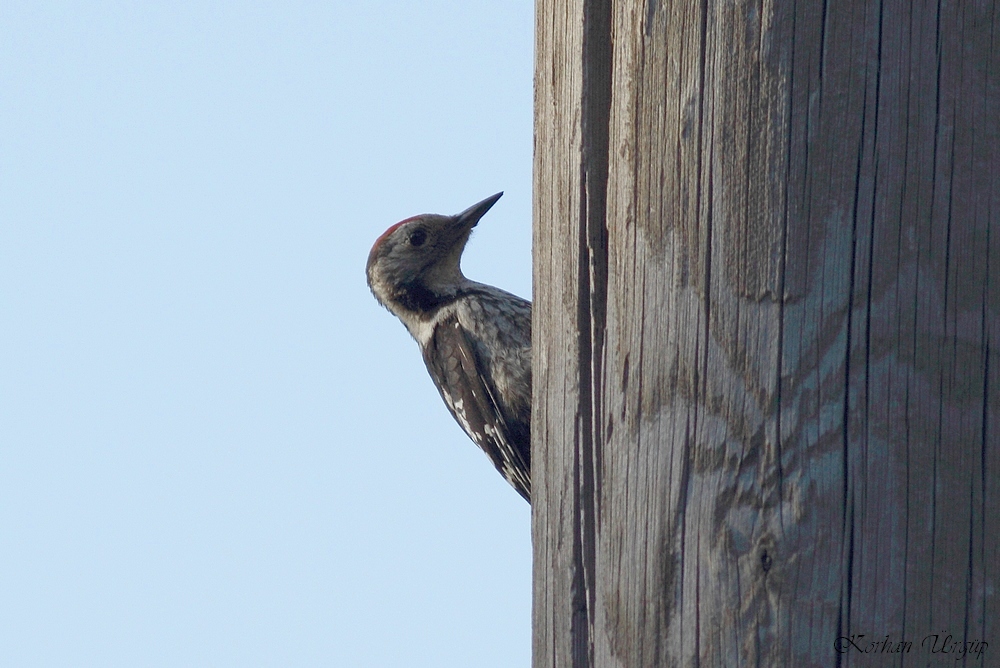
left=421, top=314, right=531, bottom=501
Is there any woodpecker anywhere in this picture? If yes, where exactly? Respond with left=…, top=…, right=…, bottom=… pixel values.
left=366, top=193, right=531, bottom=502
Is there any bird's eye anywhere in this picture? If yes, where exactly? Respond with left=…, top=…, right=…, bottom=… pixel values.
left=409, top=229, right=427, bottom=247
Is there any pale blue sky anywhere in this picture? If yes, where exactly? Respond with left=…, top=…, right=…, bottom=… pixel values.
left=1, top=2, right=533, bottom=666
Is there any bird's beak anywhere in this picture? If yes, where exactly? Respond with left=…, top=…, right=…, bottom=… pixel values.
left=454, top=192, right=503, bottom=230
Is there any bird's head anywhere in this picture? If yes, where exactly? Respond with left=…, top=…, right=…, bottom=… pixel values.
left=366, top=192, right=502, bottom=315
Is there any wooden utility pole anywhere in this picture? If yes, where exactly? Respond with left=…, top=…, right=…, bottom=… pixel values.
left=532, top=0, right=999, bottom=665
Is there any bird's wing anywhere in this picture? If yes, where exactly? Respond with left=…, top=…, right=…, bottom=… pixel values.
left=422, top=313, right=531, bottom=501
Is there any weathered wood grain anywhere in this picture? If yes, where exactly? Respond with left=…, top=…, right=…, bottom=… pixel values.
left=533, top=0, right=999, bottom=665
left=532, top=0, right=611, bottom=664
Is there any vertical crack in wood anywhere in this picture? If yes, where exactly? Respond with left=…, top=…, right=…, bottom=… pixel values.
left=574, top=0, right=613, bottom=665
left=838, top=74, right=866, bottom=655
left=774, top=0, right=797, bottom=535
